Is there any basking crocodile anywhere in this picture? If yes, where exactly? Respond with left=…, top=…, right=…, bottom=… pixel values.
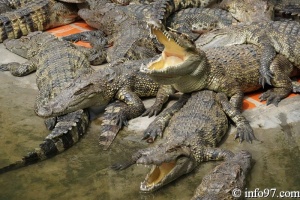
left=111, top=90, right=253, bottom=192
left=63, top=0, right=220, bottom=65
left=218, top=0, right=274, bottom=22
left=166, top=7, right=237, bottom=40
left=191, top=150, right=253, bottom=200
left=219, top=0, right=300, bottom=22
left=0, top=0, right=78, bottom=42
left=141, top=23, right=298, bottom=114
left=37, top=57, right=175, bottom=149
left=0, top=31, right=94, bottom=173
left=196, top=20, right=300, bottom=86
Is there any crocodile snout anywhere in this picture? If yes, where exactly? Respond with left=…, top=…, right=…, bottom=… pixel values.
left=36, top=105, right=53, bottom=118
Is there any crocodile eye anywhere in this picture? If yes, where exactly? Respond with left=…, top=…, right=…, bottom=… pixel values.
left=88, top=93, right=96, bottom=98
left=74, top=83, right=94, bottom=95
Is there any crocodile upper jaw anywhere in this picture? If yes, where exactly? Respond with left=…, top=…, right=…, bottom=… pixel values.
left=138, top=156, right=197, bottom=192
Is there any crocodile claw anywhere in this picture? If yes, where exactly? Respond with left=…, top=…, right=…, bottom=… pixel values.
left=259, top=90, right=281, bottom=106
left=141, top=104, right=162, bottom=117
left=111, top=112, right=128, bottom=128
left=0, top=63, right=10, bottom=71
left=142, top=122, right=164, bottom=143
left=111, top=160, right=134, bottom=170
left=259, top=70, right=273, bottom=87
left=235, top=122, right=257, bottom=143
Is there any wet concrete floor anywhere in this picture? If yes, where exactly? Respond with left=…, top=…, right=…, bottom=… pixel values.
left=0, top=44, right=300, bottom=199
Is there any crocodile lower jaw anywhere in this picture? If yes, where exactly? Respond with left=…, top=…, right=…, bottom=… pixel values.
left=147, top=50, right=185, bottom=71
left=139, top=156, right=197, bottom=192
left=140, top=162, right=176, bottom=192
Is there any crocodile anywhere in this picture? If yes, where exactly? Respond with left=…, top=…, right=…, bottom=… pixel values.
left=0, top=0, right=78, bottom=42
left=141, top=23, right=298, bottom=115
left=111, top=90, right=254, bottom=192
left=218, top=0, right=274, bottom=22
left=0, top=31, right=100, bottom=126
left=219, top=0, right=300, bottom=22
left=0, top=31, right=95, bottom=173
left=196, top=20, right=300, bottom=86
left=191, top=150, right=252, bottom=200
left=166, top=7, right=237, bottom=40
left=37, top=57, right=175, bottom=149
left=63, top=0, right=220, bottom=65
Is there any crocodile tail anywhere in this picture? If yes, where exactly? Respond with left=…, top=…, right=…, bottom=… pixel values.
left=275, top=3, right=300, bottom=20
left=0, top=109, right=90, bottom=174
left=98, top=101, right=127, bottom=150
left=0, top=0, right=51, bottom=42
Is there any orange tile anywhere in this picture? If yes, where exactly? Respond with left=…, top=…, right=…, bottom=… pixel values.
left=75, top=41, right=92, bottom=48
left=242, top=99, right=257, bottom=110
left=47, top=22, right=95, bottom=47
left=246, top=91, right=266, bottom=105
left=73, top=21, right=96, bottom=31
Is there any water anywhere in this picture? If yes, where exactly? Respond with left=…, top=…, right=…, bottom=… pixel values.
left=0, top=69, right=300, bottom=200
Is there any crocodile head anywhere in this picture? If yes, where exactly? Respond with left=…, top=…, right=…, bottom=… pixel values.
left=140, top=22, right=203, bottom=85
left=36, top=67, right=116, bottom=118
left=136, top=142, right=198, bottom=192
left=47, top=1, right=79, bottom=29
left=219, top=0, right=274, bottom=22
left=195, top=25, right=248, bottom=50
left=4, top=32, right=55, bottom=59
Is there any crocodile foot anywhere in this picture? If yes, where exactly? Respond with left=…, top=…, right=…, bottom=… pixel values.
left=235, top=122, right=257, bottom=143
left=259, top=71, right=273, bottom=87
left=0, top=63, right=10, bottom=71
left=44, top=117, right=57, bottom=130
left=111, top=160, right=134, bottom=170
left=111, top=152, right=142, bottom=171
left=106, top=111, right=129, bottom=128
left=141, top=103, right=163, bottom=117
left=259, top=90, right=282, bottom=106
left=142, top=121, right=164, bottom=143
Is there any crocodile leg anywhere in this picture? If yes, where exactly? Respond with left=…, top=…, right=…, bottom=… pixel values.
left=202, top=147, right=234, bottom=162
left=99, top=87, right=145, bottom=149
left=142, top=93, right=191, bottom=143
left=259, top=54, right=294, bottom=106
left=0, top=61, right=36, bottom=76
left=63, top=30, right=109, bottom=65
left=115, top=87, right=146, bottom=122
left=142, top=85, right=176, bottom=117
left=258, top=41, right=277, bottom=86
left=216, top=92, right=256, bottom=143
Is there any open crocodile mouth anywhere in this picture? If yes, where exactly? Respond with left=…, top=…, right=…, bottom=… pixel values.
left=139, top=155, right=196, bottom=192
left=147, top=27, right=189, bottom=71
left=140, top=161, right=176, bottom=192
